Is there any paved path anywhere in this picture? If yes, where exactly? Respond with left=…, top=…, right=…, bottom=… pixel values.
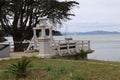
left=0, top=52, right=39, bottom=60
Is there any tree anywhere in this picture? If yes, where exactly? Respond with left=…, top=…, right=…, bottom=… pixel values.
left=0, top=28, right=6, bottom=42
left=0, top=0, right=79, bottom=51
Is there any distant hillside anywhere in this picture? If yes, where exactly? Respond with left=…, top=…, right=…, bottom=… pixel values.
left=62, top=31, right=120, bottom=35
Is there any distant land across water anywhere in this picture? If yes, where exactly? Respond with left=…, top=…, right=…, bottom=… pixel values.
left=62, top=31, right=120, bottom=35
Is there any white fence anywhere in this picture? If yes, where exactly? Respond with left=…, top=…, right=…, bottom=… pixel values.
left=2, top=40, right=92, bottom=56
left=52, top=40, right=91, bottom=56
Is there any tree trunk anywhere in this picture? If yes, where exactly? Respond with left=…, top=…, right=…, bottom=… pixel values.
left=0, top=30, right=6, bottom=42
left=14, top=41, right=23, bottom=52
left=13, top=39, right=29, bottom=52
left=12, top=32, right=28, bottom=52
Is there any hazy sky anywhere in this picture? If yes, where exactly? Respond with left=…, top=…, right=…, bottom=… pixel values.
left=60, top=0, right=120, bottom=32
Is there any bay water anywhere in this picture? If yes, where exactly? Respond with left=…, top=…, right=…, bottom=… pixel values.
left=54, top=34, right=120, bottom=61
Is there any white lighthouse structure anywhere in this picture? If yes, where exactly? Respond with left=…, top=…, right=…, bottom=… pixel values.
left=37, top=18, right=54, bottom=58
left=25, top=18, right=93, bottom=59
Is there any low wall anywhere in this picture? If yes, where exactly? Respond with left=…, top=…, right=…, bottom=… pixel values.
left=0, top=44, right=10, bottom=57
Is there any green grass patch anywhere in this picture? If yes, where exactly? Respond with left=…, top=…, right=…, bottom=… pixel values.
left=0, top=57, right=120, bottom=80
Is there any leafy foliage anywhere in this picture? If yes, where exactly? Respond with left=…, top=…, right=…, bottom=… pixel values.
left=79, top=50, right=88, bottom=60
left=0, top=0, right=79, bottom=51
left=0, top=0, right=79, bottom=37
left=7, top=57, right=33, bottom=79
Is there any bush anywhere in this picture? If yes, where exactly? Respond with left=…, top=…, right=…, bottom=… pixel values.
left=75, top=50, right=87, bottom=60
left=7, top=57, right=33, bottom=79
left=79, top=50, right=87, bottom=60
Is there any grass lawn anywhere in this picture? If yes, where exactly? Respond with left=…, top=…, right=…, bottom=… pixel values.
left=0, top=57, right=120, bottom=80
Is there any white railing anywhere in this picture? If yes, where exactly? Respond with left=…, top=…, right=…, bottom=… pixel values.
left=3, top=40, right=92, bottom=55
left=52, top=40, right=91, bottom=56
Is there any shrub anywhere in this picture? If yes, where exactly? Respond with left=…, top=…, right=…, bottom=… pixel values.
left=79, top=50, right=87, bottom=60
left=75, top=50, right=87, bottom=60
left=7, top=57, right=33, bottom=79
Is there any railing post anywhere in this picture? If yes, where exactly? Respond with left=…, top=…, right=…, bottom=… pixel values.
left=75, top=41, right=77, bottom=52
left=88, top=41, right=90, bottom=50
left=58, top=40, right=61, bottom=55
left=82, top=41, right=84, bottom=50
left=67, top=40, right=70, bottom=54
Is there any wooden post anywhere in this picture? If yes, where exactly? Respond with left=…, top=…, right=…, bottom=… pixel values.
left=82, top=41, right=84, bottom=50
left=75, top=41, right=77, bottom=53
left=88, top=41, right=90, bottom=50
left=58, top=40, right=61, bottom=55
left=67, top=40, right=70, bottom=54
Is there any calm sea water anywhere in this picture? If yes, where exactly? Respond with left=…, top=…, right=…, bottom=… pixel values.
left=54, top=34, right=120, bottom=61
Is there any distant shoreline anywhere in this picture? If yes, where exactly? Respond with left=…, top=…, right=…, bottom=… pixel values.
left=62, top=30, right=120, bottom=35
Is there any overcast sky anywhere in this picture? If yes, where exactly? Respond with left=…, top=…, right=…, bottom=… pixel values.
left=60, top=0, right=120, bottom=32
